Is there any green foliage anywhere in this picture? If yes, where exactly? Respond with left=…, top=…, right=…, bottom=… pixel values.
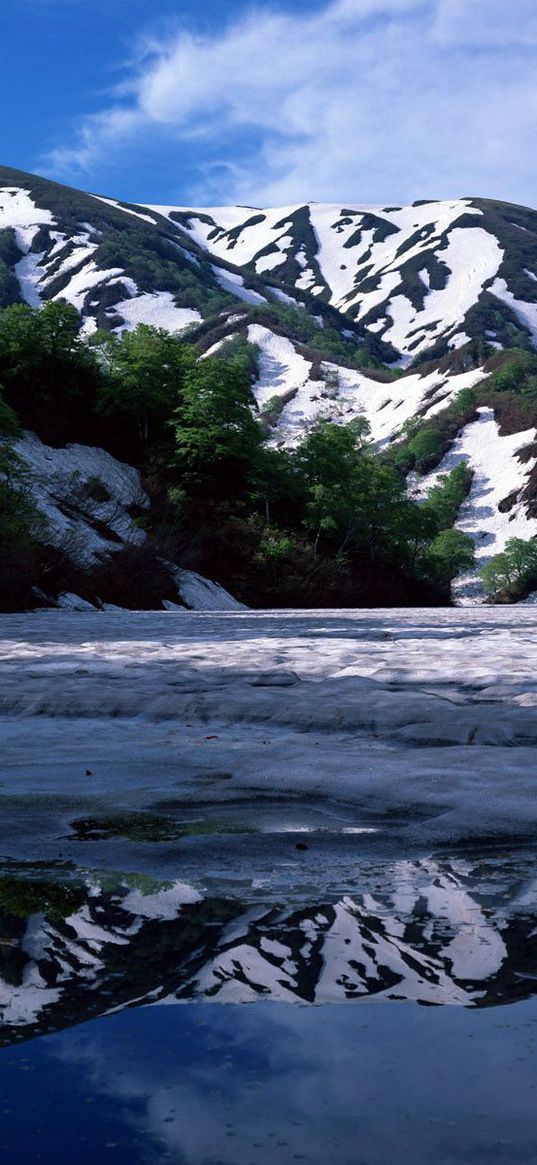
left=0, top=391, right=20, bottom=438
left=425, top=528, right=475, bottom=584
left=0, top=440, right=39, bottom=543
left=481, top=537, right=537, bottom=599
left=488, top=350, right=537, bottom=399
left=0, top=876, right=85, bottom=922
left=96, top=323, right=194, bottom=443
left=423, top=462, right=473, bottom=530
left=295, top=419, right=418, bottom=561
left=0, top=292, right=473, bottom=609
left=94, top=232, right=230, bottom=317
left=171, top=348, right=262, bottom=494
left=0, top=433, right=49, bottom=611
left=389, top=389, right=479, bottom=476
left=251, top=302, right=394, bottom=372
left=406, top=428, right=444, bottom=473
left=249, top=444, right=306, bottom=525
left=0, top=230, right=22, bottom=308
left=0, top=301, right=102, bottom=441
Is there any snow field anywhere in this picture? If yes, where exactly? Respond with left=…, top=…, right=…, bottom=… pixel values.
left=110, top=291, right=202, bottom=333
left=155, top=197, right=503, bottom=358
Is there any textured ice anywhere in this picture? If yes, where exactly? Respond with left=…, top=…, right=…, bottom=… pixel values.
left=3, top=609, right=537, bottom=864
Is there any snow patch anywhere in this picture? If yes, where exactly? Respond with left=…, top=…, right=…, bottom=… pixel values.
left=211, top=265, right=266, bottom=305
left=415, top=408, right=537, bottom=603
left=112, top=291, right=202, bottom=333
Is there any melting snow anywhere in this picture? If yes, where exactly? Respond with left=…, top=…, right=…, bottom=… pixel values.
left=112, top=291, right=202, bottom=333
left=415, top=407, right=537, bottom=602
left=211, top=265, right=266, bottom=305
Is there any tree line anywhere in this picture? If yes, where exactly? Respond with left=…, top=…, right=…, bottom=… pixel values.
left=0, top=301, right=475, bottom=609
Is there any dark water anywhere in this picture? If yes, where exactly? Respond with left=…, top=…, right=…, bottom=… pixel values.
left=1, top=853, right=537, bottom=1163
left=2, top=998, right=537, bottom=1164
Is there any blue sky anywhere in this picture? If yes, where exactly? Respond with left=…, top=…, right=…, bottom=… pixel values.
left=4, top=0, right=537, bottom=208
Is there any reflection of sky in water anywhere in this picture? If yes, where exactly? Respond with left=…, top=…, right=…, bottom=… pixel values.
left=2, top=999, right=537, bottom=1164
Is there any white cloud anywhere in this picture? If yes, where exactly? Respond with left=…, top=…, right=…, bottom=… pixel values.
left=433, top=0, right=537, bottom=46
left=45, top=0, right=537, bottom=207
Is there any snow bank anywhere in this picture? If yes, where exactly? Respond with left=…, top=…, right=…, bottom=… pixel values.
left=211, top=266, right=266, bottom=305
left=490, top=277, right=537, bottom=345
left=247, top=323, right=311, bottom=410
left=247, top=320, right=484, bottom=447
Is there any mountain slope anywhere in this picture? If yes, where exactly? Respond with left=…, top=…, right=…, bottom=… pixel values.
left=0, top=165, right=376, bottom=358
left=3, top=165, right=537, bottom=605
left=158, top=196, right=537, bottom=361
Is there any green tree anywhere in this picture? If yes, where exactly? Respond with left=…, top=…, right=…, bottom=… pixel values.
left=0, top=301, right=94, bottom=389
left=171, top=350, right=262, bottom=496
left=426, top=528, right=475, bottom=584
left=0, top=301, right=101, bottom=439
left=481, top=537, right=537, bottom=598
left=295, top=420, right=409, bottom=559
left=489, top=351, right=537, bottom=394
left=96, top=324, right=194, bottom=443
left=0, top=390, right=20, bottom=439
left=423, top=462, right=473, bottom=531
left=249, top=444, right=306, bottom=525
left=407, top=428, right=444, bottom=473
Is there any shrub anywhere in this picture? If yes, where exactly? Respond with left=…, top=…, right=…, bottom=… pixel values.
left=481, top=537, right=537, bottom=600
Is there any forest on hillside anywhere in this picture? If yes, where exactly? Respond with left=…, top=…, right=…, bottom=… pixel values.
left=3, top=300, right=537, bottom=611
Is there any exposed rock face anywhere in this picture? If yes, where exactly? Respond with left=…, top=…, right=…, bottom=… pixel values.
left=13, top=432, right=245, bottom=612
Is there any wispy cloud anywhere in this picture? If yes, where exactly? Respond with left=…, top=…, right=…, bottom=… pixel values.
left=44, top=0, right=537, bottom=206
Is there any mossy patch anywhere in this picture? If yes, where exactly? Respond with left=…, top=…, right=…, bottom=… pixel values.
left=0, top=876, right=85, bottom=922
left=70, top=812, right=253, bottom=843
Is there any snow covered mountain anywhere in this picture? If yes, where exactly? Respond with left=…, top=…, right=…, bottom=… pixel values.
left=1, top=856, right=536, bottom=1045
left=3, top=164, right=537, bottom=603
left=163, top=196, right=537, bottom=362
left=3, top=165, right=537, bottom=364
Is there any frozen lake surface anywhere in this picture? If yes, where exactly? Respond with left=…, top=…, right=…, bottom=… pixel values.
left=2, top=607, right=537, bottom=862
left=2, top=608, right=537, bottom=1162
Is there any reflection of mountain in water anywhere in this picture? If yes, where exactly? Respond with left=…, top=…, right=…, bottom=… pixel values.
left=1, top=856, right=537, bottom=1044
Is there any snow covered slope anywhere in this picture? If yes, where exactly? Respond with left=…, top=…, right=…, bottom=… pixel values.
left=414, top=408, right=537, bottom=603
left=247, top=321, right=485, bottom=446
left=0, top=167, right=268, bottom=338
left=3, top=167, right=537, bottom=364
left=4, top=166, right=537, bottom=604
left=154, top=196, right=537, bottom=361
